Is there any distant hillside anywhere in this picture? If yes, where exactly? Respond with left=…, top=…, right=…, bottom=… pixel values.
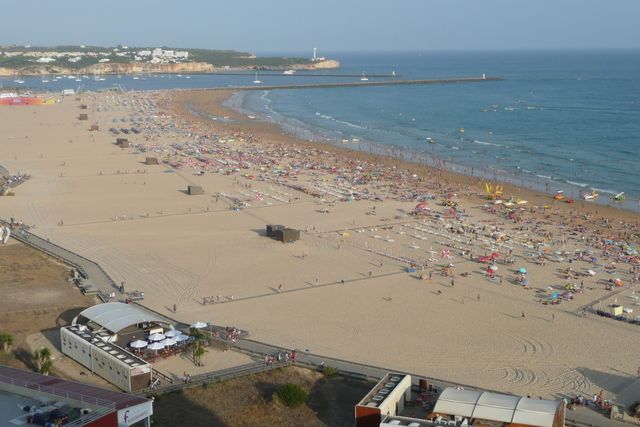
left=0, top=45, right=339, bottom=76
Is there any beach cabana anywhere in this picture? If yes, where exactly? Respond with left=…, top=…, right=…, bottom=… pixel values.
left=276, top=227, right=300, bottom=243
left=187, top=185, right=204, bottom=195
left=266, top=224, right=285, bottom=237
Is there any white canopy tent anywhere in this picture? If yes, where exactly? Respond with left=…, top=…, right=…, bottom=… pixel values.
left=433, top=388, right=564, bottom=427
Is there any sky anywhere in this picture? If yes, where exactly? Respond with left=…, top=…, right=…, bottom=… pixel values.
left=2, top=0, right=639, bottom=54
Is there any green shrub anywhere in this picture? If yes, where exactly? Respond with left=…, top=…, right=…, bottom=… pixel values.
left=322, top=366, right=338, bottom=378
left=276, top=383, right=308, bottom=407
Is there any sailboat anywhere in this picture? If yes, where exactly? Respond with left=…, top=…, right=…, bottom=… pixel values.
left=360, top=71, right=369, bottom=81
left=253, top=72, right=261, bottom=84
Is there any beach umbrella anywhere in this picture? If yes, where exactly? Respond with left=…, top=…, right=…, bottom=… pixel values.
left=147, top=342, right=165, bottom=351
left=148, top=333, right=166, bottom=342
left=163, top=337, right=177, bottom=346
left=190, top=321, right=208, bottom=329
left=489, top=265, right=498, bottom=271
left=129, top=340, right=148, bottom=349
left=587, top=270, right=597, bottom=276
left=518, top=267, right=527, bottom=274
left=175, top=334, right=190, bottom=342
left=164, top=329, right=182, bottom=338
left=164, top=328, right=181, bottom=338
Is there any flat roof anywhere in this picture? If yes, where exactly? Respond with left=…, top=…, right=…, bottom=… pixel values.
left=0, top=365, right=149, bottom=411
left=64, top=324, right=150, bottom=369
left=77, top=302, right=168, bottom=334
left=357, top=372, right=410, bottom=408
left=0, top=390, right=41, bottom=427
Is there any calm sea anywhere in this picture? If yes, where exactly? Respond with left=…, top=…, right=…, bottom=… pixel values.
left=4, top=50, right=639, bottom=209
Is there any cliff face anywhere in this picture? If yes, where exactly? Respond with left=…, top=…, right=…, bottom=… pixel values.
left=0, top=61, right=215, bottom=76
left=84, top=62, right=215, bottom=74
left=0, top=59, right=340, bottom=76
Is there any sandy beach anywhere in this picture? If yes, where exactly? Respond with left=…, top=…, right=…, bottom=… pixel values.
left=2, top=89, right=640, bottom=405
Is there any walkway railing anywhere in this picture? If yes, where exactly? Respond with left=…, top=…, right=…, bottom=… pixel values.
left=0, top=373, right=116, bottom=409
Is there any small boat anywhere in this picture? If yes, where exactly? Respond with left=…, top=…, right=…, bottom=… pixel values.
left=14, top=79, right=25, bottom=84
left=41, top=79, right=49, bottom=83
left=253, top=72, right=261, bottom=84
left=283, top=69, right=295, bottom=75
left=583, top=191, right=599, bottom=201
left=132, top=76, right=140, bottom=80
left=360, top=71, right=369, bottom=81
left=425, top=137, right=435, bottom=144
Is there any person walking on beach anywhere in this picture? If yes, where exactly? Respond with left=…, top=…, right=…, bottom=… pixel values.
left=173, top=304, right=177, bottom=313
left=278, top=284, right=282, bottom=292
left=451, top=278, right=454, bottom=287
left=477, top=293, right=480, bottom=302
left=521, top=311, right=526, bottom=318
left=552, top=313, right=555, bottom=322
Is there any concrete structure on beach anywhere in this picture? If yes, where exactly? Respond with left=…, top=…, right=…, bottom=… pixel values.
left=60, top=303, right=170, bottom=392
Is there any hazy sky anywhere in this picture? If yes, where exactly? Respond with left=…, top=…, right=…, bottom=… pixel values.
left=3, top=0, right=639, bottom=53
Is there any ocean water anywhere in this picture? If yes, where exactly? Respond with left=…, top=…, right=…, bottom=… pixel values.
left=235, top=51, right=640, bottom=209
left=3, top=50, right=639, bottom=209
